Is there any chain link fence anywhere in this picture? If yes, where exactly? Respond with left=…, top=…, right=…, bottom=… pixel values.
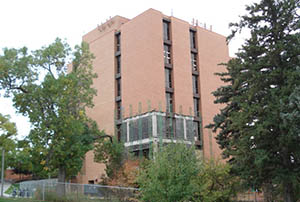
left=7, top=179, right=139, bottom=201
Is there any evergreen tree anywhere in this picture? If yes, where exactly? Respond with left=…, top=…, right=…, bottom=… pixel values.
left=208, top=0, right=300, bottom=201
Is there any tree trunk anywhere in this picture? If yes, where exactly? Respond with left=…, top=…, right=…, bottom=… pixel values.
left=262, top=183, right=275, bottom=202
left=56, top=166, right=66, bottom=197
left=283, top=182, right=294, bottom=202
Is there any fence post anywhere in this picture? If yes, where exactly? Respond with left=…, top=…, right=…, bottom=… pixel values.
left=42, top=182, right=45, bottom=201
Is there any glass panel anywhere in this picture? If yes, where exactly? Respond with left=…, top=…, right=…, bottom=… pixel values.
left=116, top=56, right=121, bottom=74
left=165, top=68, right=172, bottom=88
left=193, top=98, right=199, bottom=117
left=116, top=34, right=121, bottom=52
left=117, top=79, right=121, bottom=96
left=194, top=121, right=201, bottom=141
left=190, top=31, right=196, bottom=49
left=163, top=21, right=170, bottom=41
left=166, top=117, right=175, bottom=138
left=192, top=75, right=199, bottom=94
left=164, top=45, right=171, bottom=64
left=116, top=101, right=121, bottom=120
left=166, top=93, right=173, bottom=113
left=191, top=53, right=197, bottom=71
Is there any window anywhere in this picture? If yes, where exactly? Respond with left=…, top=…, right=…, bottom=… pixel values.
left=116, top=79, right=121, bottom=97
left=166, top=117, right=175, bottom=138
left=117, top=125, right=121, bottom=141
left=192, top=75, right=199, bottom=94
left=116, top=33, right=121, bottom=52
left=190, top=30, right=196, bottom=49
left=166, top=93, right=173, bottom=113
left=193, top=98, right=199, bottom=117
left=165, top=68, right=172, bottom=88
left=116, top=56, right=121, bottom=74
left=191, top=53, right=197, bottom=71
left=194, top=121, right=201, bottom=141
left=164, top=45, right=171, bottom=64
left=163, top=20, right=170, bottom=41
left=116, top=101, right=122, bottom=120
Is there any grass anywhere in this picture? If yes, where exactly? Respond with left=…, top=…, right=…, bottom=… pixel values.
left=0, top=198, right=43, bottom=202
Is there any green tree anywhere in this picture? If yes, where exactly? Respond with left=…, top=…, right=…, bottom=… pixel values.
left=138, top=143, right=199, bottom=202
left=193, top=160, right=241, bottom=202
left=9, top=140, right=32, bottom=176
left=94, top=136, right=124, bottom=179
left=0, top=113, right=16, bottom=151
left=0, top=113, right=17, bottom=173
left=208, top=0, right=300, bottom=201
left=0, top=38, right=99, bottom=185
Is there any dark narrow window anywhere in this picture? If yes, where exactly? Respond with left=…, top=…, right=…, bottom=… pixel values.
left=190, top=30, right=196, bottom=49
left=192, top=75, right=199, bottom=94
left=116, top=56, right=121, bottom=74
left=116, top=33, right=121, bottom=52
left=191, top=53, right=197, bottom=71
left=165, top=69, right=172, bottom=88
left=194, top=121, right=201, bottom=141
left=116, top=79, right=121, bottom=97
left=166, top=93, right=173, bottom=113
left=116, top=101, right=121, bottom=120
left=163, top=21, right=170, bottom=41
left=164, top=45, right=171, bottom=64
left=117, top=125, right=121, bottom=141
left=193, top=98, right=199, bottom=117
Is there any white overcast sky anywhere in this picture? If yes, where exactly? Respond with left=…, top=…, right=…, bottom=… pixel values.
left=0, top=0, right=258, bottom=139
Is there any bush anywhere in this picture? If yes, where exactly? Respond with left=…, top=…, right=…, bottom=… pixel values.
left=138, top=143, right=241, bottom=202
left=193, top=160, right=241, bottom=202
left=138, top=143, right=199, bottom=202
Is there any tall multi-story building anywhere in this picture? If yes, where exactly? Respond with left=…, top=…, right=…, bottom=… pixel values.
left=77, top=8, right=229, bottom=184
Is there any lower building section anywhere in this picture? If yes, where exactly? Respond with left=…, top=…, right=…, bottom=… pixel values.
left=118, top=111, right=202, bottom=156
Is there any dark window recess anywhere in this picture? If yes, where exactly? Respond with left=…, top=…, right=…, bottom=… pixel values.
left=116, top=33, right=121, bottom=52
left=193, top=98, right=199, bottom=117
left=164, top=45, right=171, bottom=64
left=192, top=75, right=199, bottom=94
left=116, top=56, right=121, bottom=74
left=117, top=125, right=121, bottom=141
left=165, top=68, right=172, bottom=88
left=133, top=149, right=149, bottom=158
left=163, top=20, right=170, bottom=41
left=166, top=93, right=173, bottom=113
left=191, top=53, right=197, bottom=71
left=116, top=79, right=121, bottom=96
left=116, top=101, right=122, bottom=120
left=194, top=121, right=201, bottom=141
left=190, top=30, right=196, bottom=49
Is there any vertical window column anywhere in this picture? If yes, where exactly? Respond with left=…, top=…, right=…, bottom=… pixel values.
left=163, top=19, right=173, bottom=112
left=115, top=32, right=122, bottom=141
left=190, top=29, right=201, bottom=146
left=163, top=19, right=175, bottom=138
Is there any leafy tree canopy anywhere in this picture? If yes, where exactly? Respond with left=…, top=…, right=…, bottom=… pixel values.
left=0, top=38, right=100, bottom=183
left=208, top=0, right=300, bottom=201
left=0, top=113, right=16, bottom=151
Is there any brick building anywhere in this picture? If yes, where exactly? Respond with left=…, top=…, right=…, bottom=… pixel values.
left=77, top=8, right=230, bottom=184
